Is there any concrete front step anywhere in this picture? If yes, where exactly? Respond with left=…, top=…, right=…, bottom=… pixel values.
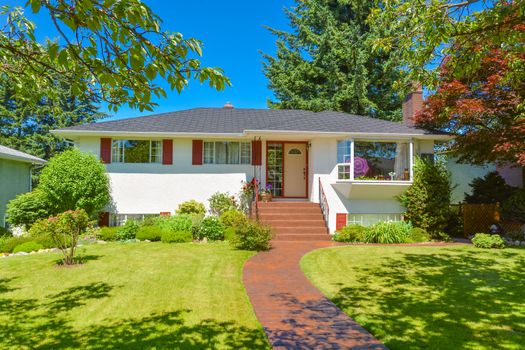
left=259, top=213, right=324, bottom=221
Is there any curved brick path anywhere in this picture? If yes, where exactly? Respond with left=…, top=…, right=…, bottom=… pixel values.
left=243, top=241, right=387, bottom=350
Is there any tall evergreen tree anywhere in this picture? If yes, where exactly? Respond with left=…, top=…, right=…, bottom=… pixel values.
left=0, top=76, right=106, bottom=160
left=263, top=0, right=405, bottom=121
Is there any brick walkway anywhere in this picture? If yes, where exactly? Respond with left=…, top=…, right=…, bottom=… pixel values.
left=243, top=241, right=387, bottom=350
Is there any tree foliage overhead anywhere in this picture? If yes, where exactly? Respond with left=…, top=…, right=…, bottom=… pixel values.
left=263, top=0, right=406, bottom=121
left=0, top=76, right=106, bottom=160
left=369, top=0, right=525, bottom=165
left=0, top=0, right=230, bottom=112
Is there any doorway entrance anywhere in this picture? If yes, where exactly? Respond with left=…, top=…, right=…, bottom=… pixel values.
left=266, top=141, right=308, bottom=198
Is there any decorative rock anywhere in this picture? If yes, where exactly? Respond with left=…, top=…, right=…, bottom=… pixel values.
left=51, top=248, right=60, bottom=252
left=515, top=241, right=521, bottom=246
left=14, top=252, right=29, bottom=256
left=521, top=241, right=525, bottom=247
left=144, top=239, right=151, bottom=243
left=96, top=240, right=107, bottom=244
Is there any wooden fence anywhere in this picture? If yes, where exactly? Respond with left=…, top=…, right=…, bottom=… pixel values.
left=461, top=203, right=522, bottom=236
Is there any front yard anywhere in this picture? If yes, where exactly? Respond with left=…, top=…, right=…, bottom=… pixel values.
left=301, top=245, right=525, bottom=350
left=0, top=242, right=269, bottom=349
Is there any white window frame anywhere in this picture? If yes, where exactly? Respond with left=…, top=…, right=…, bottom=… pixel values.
left=111, top=139, right=162, bottom=164
left=203, top=141, right=251, bottom=165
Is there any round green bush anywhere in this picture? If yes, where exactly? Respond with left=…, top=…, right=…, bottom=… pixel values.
left=117, top=220, right=140, bottom=240
left=208, top=192, right=237, bottom=216
left=98, top=226, right=119, bottom=241
left=13, top=241, right=43, bottom=253
left=176, top=200, right=206, bottom=216
left=472, top=233, right=506, bottom=249
left=196, top=217, right=224, bottom=241
left=407, top=227, right=430, bottom=243
left=136, top=226, right=163, bottom=241
left=333, top=225, right=367, bottom=242
left=364, top=221, right=412, bottom=244
left=156, top=214, right=193, bottom=233
left=38, top=148, right=110, bottom=218
left=224, top=227, right=237, bottom=241
left=220, top=210, right=247, bottom=228
left=229, top=222, right=273, bottom=251
left=1, top=236, right=34, bottom=253
left=161, top=230, right=193, bottom=243
left=6, top=190, right=51, bottom=228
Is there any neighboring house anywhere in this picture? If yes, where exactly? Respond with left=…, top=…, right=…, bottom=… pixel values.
left=53, top=90, right=455, bottom=233
left=0, top=145, right=46, bottom=228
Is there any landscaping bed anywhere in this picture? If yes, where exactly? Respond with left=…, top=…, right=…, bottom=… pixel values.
left=301, top=245, right=525, bottom=350
left=0, top=242, right=269, bottom=349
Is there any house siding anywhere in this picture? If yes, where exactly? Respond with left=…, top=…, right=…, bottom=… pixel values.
left=76, top=137, right=267, bottom=215
left=0, top=159, right=31, bottom=227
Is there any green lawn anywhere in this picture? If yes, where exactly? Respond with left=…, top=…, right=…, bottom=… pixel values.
left=0, top=242, right=269, bottom=349
left=301, top=245, right=525, bottom=350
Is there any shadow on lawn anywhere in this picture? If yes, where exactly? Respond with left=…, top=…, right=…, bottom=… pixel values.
left=330, top=248, right=525, bottom=349
left=0, top=280, right=268, bottom=349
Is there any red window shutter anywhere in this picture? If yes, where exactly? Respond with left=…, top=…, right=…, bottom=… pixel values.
left=160, top=212, right=171, bottom=216
left=99, top=212, right=110, bottom=227
left=252, top=140, right=262, bottom=165
left=336, top=213, right=347, bottom=231
left=162, top=139, right=173, bottom=165
left=100, top=138, right=112, bottom=164
left=192, top=140, right=203, bottom=165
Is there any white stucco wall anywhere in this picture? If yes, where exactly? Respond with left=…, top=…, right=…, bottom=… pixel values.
left=77, top=137, right=266, bottom=214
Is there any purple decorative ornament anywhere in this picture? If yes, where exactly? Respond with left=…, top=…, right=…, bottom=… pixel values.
left=353, top=156, right=369, bottom=177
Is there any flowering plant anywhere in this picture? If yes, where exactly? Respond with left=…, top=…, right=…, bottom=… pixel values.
left=388, top=171, right=397, bottom=180
left=260, top=184, right=273, bottom=195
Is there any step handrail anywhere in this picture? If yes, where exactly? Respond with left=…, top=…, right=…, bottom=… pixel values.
left=318, top=177, right=329, bottom=226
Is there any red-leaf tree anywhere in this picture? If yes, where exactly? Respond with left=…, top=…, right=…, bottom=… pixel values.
left=415, top=46, right=525, bottom=166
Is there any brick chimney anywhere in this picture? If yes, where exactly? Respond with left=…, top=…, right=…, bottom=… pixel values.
left=402, top=83, right=423, bottom=126
left=223, top=102, right=234, bottom=109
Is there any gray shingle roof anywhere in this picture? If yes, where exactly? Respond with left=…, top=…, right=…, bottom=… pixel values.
left=55, top=108, right=441, bottom=136
left=0, top=145, right=46, bottom=164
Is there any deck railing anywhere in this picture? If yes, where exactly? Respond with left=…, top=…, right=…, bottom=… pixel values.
left=319, top=177, right=329, bottom=226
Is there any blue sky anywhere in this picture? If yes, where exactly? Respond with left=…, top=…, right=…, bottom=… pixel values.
left=10, top=1, right=296, bottom=120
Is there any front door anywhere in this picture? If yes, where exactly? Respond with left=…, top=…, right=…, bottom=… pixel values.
left=283, top=143, right=307, bottom=197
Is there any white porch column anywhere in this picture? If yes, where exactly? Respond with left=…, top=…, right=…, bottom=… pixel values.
left=409, top=140, right=414, bottom=180
left=350, top=139, right=355, bottom=181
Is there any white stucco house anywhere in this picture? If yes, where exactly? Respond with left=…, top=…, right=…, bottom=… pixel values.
left=53, top=91, right=454, bottom=232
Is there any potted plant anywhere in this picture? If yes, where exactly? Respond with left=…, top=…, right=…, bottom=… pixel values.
left=388, top=171, right=397, bottom=181
left=259, top=184, right=273, bottom=202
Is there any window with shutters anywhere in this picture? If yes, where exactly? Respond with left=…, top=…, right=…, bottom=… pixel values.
left=111, top=140, right=162, bottom=163
left=203, top=141, right=251, bottom=165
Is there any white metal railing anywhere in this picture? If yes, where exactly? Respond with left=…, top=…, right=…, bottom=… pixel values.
left=319, top=178, right=329, bottom=225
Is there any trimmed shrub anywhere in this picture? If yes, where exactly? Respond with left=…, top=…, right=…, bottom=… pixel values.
left=0, top=236, right=33, bottom=253
left=333, top=225, right=367, bottom=242
left=196, top=217, right=224, bottom=241
left=141, top=216, right=158, bottom=227
left=465, top=171, right=518, bottom=204
left=98, top=226, right=119, bottom=241
left=136, top=226, right=163, bottom=241
left=502, top=190, right=525, bottom=223
left=176, top=200, right=206, bottom=216
left=230, top=222, right=273, bottom=251
left=117, top=220, right=140, bottom=240
left=13, top=241, right=43, bottom=253
left=398, top=158, right=452, bottom=235
left=407, top=227, right=430, bottom=243
left=220, top=210, right=247, bottom=228
left=224, top=227, right=237, bottom=241
left=6, top=190, right=51, bottom=229
left=161, top=230, right=193, bottom=243
left=38, top=148, right=110, bottom=218
left=364, top=221, right=412, bottom=244
left=208, top=192, right=237, bottom=216
left=156, top=215, right=193, bottom=233
left=472, top=233, right=506, bottom=249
